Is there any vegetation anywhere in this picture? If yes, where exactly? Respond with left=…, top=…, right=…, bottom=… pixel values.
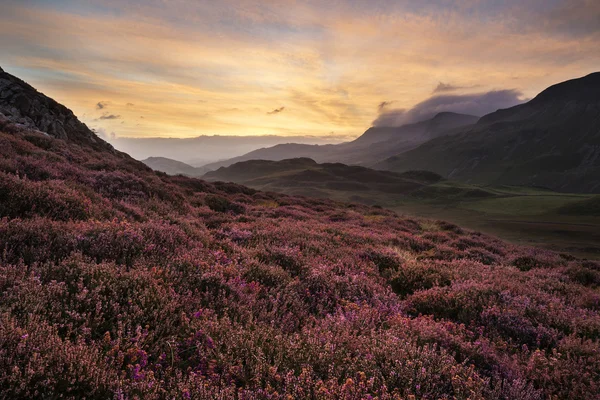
left=1, top=128, right=600, bottom=399
left=204, top=159, right=600, bottom=259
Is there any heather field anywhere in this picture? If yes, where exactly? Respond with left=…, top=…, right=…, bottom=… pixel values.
left=1, top=128, right=600, bottom=399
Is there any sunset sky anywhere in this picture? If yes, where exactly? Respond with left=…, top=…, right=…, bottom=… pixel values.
left=1, top=0, right=599, bottom=139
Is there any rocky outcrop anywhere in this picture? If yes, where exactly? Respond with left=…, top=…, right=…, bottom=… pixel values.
left=0, top=66, right=114, bottom=151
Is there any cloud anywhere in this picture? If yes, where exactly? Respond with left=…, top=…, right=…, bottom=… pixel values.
left=96, top=101, right=109, bottom=110
left=378, top=101, right=394, bottom=111
left=1, top=1, right=597, bottom=139
left=267, top=106, right=285, bottom=115
left=97, top=113, right=121, bottom=120
left=373, top=89, right=526, bottom=127
left=126, top=103, right=134, bottom=107
left=433, top=82, right=463, bottom=93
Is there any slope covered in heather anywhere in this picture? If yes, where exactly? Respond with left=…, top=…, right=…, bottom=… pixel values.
left=1, top=69, right=600, bottom=399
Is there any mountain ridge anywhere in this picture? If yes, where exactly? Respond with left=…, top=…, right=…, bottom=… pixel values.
left=375, top=72, right=600, bottom=193
left=201, top=112, right=478, bottom=170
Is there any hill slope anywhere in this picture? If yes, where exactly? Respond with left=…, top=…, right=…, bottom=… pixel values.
left=0, top=66, right=116, bottom=152
left=204, top=158, right=451, bottom=202
left=142, top=156, right=210, bottom=176
left=1, top=67, right=600, bottom=399
left=375, top=72, right=600, bottom=193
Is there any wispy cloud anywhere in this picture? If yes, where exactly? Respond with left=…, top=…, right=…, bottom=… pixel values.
left=267, top=106, right=285, bottom=115
left=433, top=83, right=463, bottom=93
left=96, top=101, right=108, bottom=110
left=378, top=101, right=394, bottom=111
left=97, top=113, right=121, bottom=120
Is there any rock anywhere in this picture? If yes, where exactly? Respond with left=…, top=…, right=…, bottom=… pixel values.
left=0, top=65, right=116, bottom=153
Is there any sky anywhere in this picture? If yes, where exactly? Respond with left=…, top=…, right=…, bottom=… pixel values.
left=0, top=0, right=599, bottom=139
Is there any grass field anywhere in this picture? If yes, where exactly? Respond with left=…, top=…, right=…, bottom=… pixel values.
left=390, top=185, right=600, bottom=259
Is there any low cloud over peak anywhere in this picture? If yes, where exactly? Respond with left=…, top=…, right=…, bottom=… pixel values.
left=373, top=89, right=526, bottom=127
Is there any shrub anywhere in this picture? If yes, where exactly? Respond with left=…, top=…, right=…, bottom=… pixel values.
left=204, top=195, right=246, bottom=214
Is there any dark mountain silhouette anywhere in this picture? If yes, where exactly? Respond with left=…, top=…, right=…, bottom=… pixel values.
left=142, top=156, right=209, bottom=176
left=375, top=72, right=600, bottom=193
left=202, top=112, right=478, bottom=169
left=203, top=157, right=461, bottom=203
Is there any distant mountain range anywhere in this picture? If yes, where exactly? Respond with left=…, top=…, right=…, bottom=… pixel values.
left=202, top=112, right=478, bottom=170
left=110, top=134, right=348, bottom=166
left=202, top=72, right=600, bottom=193
left=376, top=72, right=600, bottom=193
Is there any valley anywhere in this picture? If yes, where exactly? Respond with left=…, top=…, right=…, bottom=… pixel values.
left=205, top=158, right=600, bottom=258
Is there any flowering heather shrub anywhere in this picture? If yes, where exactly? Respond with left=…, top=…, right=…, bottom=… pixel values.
left=1, top=129, right=600, bottom=399
left=204, top=194, right=246, bottom=215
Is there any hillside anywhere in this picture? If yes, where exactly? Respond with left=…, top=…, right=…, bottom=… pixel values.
left=375, top=72, right=600, bottom=193
left=142, top=156, right=209, bottom=177
left=204, top=158, right=449, bottom=202
left=205, top=159, right=600, bottom=257
left=1, top=68, right=600, bottom=399
left=202, top=112, right=478, bottom=169
left=0, top=67, right=117, bottom=153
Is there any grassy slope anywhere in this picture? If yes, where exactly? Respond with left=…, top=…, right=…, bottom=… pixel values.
left=390, top=184, right=600, bottom=259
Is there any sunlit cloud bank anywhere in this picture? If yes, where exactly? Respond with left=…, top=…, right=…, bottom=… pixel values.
left=0, top=0, right=598, bottom=139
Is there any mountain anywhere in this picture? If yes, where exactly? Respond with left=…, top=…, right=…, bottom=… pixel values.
left=352, top=112, right=479, bottom=146
left=375, top=72, right=600, bottom=193
left=201, top=143, right=335, bottom=170
left=1, top=66, right=600, bottom=399
left=202, top=112, right=478, bottom=169
left=142, top=156, right=210, bottom=176
left=110, top=134, right=347, bottom=166
left=203, top=157, right=445, bottom=203
left=0, top=66, right=116, bottom=153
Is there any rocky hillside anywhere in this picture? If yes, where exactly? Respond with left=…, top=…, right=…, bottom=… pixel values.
left=0, top=66, right=115, bottom=152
